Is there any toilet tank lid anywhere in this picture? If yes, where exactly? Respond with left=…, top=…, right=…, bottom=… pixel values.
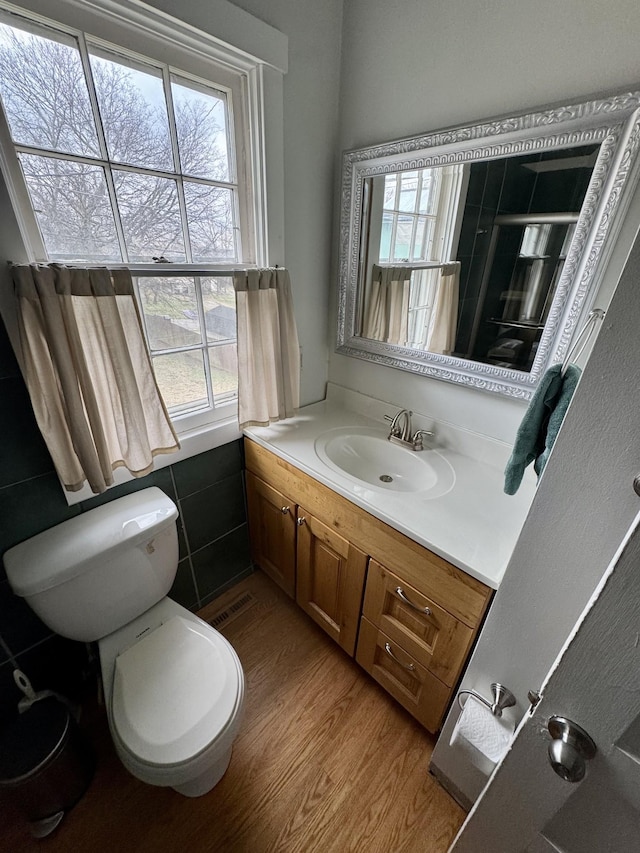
left=3, top=487, right=178, bottom=597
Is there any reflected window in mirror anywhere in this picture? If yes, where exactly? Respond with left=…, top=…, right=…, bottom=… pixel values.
left=357, top=145, right=599, bottom=368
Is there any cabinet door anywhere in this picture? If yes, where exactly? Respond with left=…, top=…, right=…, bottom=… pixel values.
left=246, top=471, right=296, bottom=598
left=296, top=508, right=367, bottom=656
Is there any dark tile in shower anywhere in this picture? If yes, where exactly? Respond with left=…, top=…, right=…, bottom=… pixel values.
left=465, top=162, right=488, bottom=207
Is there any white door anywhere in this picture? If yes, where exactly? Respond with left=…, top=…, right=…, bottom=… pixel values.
left=450, top=510, right=640, bottom=853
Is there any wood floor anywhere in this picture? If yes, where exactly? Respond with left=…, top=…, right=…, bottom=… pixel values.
left=1, top=571, right=465, bottom=853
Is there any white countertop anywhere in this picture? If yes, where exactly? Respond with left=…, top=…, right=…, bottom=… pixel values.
left=244, top=387, right=535, bottom=590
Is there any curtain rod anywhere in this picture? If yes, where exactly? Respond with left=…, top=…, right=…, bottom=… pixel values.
left=54, top=264, right=262, bottom=277
left=375, top=260, right=460, bottom=271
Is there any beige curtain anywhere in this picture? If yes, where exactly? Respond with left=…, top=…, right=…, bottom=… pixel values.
left=12, top=264, right=179, bottom=494
left=233, top=268, right=300, bottom=429
left=362, top=265, right=411, bottom=345
left=425, top=262, right=460, bottom=355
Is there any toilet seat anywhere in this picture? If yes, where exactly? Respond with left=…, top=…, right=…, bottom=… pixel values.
left=111, top=616, right=241, bottom=766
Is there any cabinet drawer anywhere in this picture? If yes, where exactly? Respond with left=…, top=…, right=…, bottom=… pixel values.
left=356, top=617, right=450, bottom=732
left=363, top=560, right=475, bottom=687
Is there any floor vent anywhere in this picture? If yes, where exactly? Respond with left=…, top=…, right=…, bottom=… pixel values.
left=208, top=592, right=256, bottom=630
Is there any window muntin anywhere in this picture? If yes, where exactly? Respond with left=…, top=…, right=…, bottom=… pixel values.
left=135, top=274, right=237, bottom=421
left=0, top=13, right=242, bottom=266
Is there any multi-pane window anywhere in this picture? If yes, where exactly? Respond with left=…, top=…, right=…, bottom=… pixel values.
left=0, top=8, right=257, bottom=426
left=136, top=275, right=238, bottom=414
left=379, top=169, right=441, bottom=263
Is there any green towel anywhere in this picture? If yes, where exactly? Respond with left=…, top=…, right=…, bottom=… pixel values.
left=504, top=364, right=581, bottom=495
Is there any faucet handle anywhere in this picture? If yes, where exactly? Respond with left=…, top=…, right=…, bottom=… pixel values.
left=412, top=429, right=433, bottom=451
left=384, top=412, right=402, bottom=437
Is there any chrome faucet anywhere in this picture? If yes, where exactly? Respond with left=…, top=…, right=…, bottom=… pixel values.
left=384, top=408, right=433, bottom=451
left=385, top=408, right=412, bottom=443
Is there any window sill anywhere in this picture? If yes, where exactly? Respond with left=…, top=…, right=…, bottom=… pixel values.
left=64, top=414, right=242, bottom=506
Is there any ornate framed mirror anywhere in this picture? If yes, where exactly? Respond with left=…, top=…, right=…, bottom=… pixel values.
left=336, top=91, right=640, bottom=399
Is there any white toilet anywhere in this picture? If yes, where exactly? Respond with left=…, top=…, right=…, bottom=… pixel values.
left=3, top=487, right=245, bottom=797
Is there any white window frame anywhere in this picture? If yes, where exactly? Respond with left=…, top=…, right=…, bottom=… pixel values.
left=0, top=0, right=287, bottom=503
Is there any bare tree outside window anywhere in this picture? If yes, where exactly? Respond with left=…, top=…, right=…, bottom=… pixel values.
left=0, top=18, right=238, bottom=264
left=0, top=13, right=242, bottom=418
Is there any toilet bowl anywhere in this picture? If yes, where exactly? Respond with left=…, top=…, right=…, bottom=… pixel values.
left=99, top=597, right=245, bottom=797
left=3, top=487, right=245, bottom=797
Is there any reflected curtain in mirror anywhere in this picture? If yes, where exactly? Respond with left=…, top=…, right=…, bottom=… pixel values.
left=425, top=262, right=460, bottom=355
left=363, top=262, right=460, bottom=354
left=362, top=265, right=411, bottom=345
left=11, top=264, right=180, bottom=494
left=233, top=268, right=300, bottom=429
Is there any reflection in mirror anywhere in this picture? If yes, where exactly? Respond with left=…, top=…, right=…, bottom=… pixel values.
left=359, top=146, right=597, bottom=372
left=337, top=92, right=640, bottom=399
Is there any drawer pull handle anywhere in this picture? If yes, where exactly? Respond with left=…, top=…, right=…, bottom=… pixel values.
left=281, top=506, right=290, bottom=514
left=395, top=587, right=432, bottom=617
left=384, top=642, right=415, bottom=672
left=297, top=516, right=306, bottom=526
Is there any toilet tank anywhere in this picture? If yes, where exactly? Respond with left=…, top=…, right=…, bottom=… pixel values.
left=3, top=487, right=179, bottom=642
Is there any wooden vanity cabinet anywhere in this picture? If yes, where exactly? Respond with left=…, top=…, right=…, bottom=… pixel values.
left=244, top=438, right=493, bottom=733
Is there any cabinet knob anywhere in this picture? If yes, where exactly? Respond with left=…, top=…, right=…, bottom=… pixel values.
left=281, top=506, right=290, bottom=514
left=297, top=516, right=306, bottom=526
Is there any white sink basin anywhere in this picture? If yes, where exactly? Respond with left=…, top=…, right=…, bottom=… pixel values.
left=314, top=427, right=455, bottom=497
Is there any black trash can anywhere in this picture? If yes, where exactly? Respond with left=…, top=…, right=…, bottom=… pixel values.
left=0, top=697, right=95, bottom=837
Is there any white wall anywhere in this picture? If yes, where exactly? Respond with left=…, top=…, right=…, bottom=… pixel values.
left=329, top=0, right=640, bottom=805
left=147, top=0, right=343, bottom=407
left=329, top=0, right=640, bottom=440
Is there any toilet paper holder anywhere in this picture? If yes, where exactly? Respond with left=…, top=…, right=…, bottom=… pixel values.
left=457, top=682, right=516, bottom=718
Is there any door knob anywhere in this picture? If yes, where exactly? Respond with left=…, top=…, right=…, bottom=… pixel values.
left=547, top=716, right=596, bottom=783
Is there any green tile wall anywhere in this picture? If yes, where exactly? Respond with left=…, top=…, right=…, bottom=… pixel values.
left=0, top=318, right=253, bottom=726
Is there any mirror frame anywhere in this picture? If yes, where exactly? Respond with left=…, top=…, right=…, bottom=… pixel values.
left=337, top=91, right=640, bottom=400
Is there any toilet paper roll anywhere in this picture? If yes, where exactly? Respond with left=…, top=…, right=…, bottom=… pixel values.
left=449, top=695, right=514, bottom=770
